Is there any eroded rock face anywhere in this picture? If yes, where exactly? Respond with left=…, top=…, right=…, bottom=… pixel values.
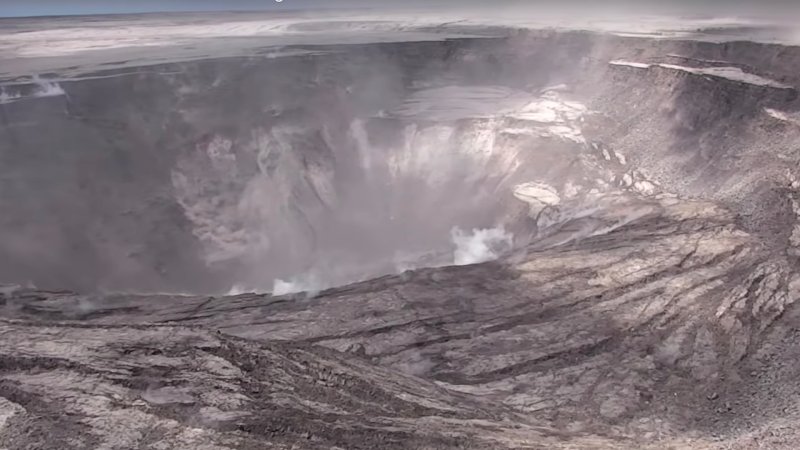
left=0, top=322, right=567, bottom=450
left=3, top=16, right=800, bottom=450
left=4, top=192, right=800, bottom=448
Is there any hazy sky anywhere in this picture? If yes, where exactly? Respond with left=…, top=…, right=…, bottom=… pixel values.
left=0, top=0, right=304, bottom=17
left=1, top=0, right=798, bottom=18
left=0, top=0, right=467, bottom=17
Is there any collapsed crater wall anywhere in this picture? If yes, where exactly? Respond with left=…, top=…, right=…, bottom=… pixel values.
left=4, top=25, right=800, bottom=449
left=2, top=32, right=800, bottom=296
left=0, top=39, right=544, bottom=294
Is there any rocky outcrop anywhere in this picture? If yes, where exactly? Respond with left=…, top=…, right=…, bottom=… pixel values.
left=0, top=321, right=574, bottom=449
left=4, top=192, right=800, bottom=447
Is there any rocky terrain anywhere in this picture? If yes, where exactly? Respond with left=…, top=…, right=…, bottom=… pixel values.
left=2, top=12, right=800, bottom=449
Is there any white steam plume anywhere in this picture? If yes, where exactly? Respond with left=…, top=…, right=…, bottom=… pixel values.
left=227, top=272, right=322, bottom=297
left=0, top=88, right=21, bottom=104
left=0, top=76, right=65, bottom=104
left=451, top=226, right=513, bottom=266
left=31, top=77, right=66, bottom=98
left=272, top=273, right=321, bottom=296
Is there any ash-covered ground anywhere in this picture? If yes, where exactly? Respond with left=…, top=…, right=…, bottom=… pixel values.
left=2, top=10, right=800, bottom=449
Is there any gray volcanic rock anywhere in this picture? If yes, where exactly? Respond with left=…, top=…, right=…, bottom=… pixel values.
left=0, top=321, right=573, bottom=449
left=5, top=193, right=798, bottom=448
left=3, top=11, right=800, bottom=450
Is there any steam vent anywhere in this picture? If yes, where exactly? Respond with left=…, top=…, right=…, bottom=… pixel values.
left=2, top=6, right=800, bottom=449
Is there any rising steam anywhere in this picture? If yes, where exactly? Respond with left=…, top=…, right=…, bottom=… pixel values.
left=272, top=273, right=322, bottom=296
left=225, top=225, right=516, bottom=297
left=0, top=76, right=66, bottom=104
left=451, top=226, right=513, bottom=266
